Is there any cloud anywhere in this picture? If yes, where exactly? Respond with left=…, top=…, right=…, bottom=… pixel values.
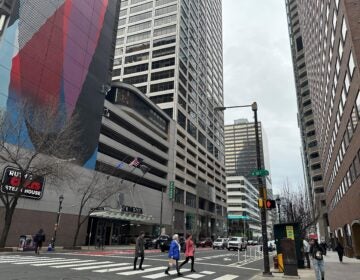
left=223, top=0, right=304, bottom=192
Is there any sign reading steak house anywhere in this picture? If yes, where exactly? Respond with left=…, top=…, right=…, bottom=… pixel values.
left=1, top=166, right=45, bottom=199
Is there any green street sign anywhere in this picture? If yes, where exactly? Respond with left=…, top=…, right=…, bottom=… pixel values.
left=168, top=181, right=175, bottom=200
left=250, top=169, right=269, bottom=177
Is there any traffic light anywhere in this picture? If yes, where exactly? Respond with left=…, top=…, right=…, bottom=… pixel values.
left=168, top=181, right=175, bottom=200
left=265, top=199, right=276, bottom=209
left=258, top=198, right=264, bottom=208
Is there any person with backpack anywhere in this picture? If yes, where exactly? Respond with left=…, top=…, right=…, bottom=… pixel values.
left=164, top=234, right=182, bottom=276
left=309, top=234, right=325, bottom=280
left=334, top=240, right=344, bottom=263
left=34, top=229, right=45, bottom=255
left=179, top=233, right=196, bottom=272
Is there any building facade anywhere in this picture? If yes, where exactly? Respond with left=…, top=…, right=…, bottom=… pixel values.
left=113, top=0, right=227, bottom=239
left=226, top=176, right=261, bottom=239
left=285, top=0, right=328, bottom=241
left=286, top=0, right=360, bottom=257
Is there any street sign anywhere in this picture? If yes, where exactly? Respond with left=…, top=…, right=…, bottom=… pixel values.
left=250, top=169, right=269, bottom=177
left=168, top=181, right=175, bottom=200
left=286, top=225, right=295, bottom=240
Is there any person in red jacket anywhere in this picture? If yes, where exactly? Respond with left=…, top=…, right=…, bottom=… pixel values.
left=179, top=233, right=196, bottom=272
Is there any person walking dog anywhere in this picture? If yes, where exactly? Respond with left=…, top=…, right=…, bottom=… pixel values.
left=165, top=234, right=182, bottom=276
left=179, top=234, right=196, bottom=272
left=134, top=232, right=145, bottom=270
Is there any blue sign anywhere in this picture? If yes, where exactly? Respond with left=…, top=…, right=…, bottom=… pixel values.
left=228, top=215, right=250, bottom=220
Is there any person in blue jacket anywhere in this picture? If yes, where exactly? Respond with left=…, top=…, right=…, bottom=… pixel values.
left=165, top=234, right=183, bottom=276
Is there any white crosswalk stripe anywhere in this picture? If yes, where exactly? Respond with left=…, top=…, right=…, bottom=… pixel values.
left=201, top=271, right=216, bottom=275
left=94, top=264, right=151, bottom=273
left=72, top=262, right=130, bottom=270
left=13, top=258, right=72, bottom=264
left=118, top=266, right=167, bottom=276
left=52, top=261, right=111, bottom=268
left=143, top=268, right=190, bottom=279
left=32, top=259, right=94, bottom=266
left=212, top=275, right=238, bottom=280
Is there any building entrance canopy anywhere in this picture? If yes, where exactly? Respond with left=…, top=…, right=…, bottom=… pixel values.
left=90, top=207, right=154, bottom=224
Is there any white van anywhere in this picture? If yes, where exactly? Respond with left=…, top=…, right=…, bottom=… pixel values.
left=227, top=237, right=247, bottom=251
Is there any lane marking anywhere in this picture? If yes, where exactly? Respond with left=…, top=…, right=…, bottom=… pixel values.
left=186, top=273, right=206, bottom=279
left=13, top=258, right=70, bottom=264
left=94, top=264, right=150, bottom=273
left=71, top=262, right=130, bottom=270
left=118, top=266, right=166, bottom=275
left=201, top=271, right=216, bottom=275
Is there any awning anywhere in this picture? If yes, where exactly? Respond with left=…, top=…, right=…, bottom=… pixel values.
left=90, top=208, right=154, bottom=224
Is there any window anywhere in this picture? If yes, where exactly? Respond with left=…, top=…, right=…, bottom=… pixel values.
left=128, top=21, right=152, bottom=33
left=130, top=2, right=152, bottom=14
left=112, top=68, right=121, bottom=76
left=119, top=9, right=127, bottom=17
left=151, top=69, right=174, bottom=81
left=341, top=17, right=347, bottom=41
left=153, top=35, right=176, bottom=47
left=155, top=4, right=177, bottom=16
left=114, top=47, right=123, bottom=56
left=123, top=74, right=148, bottom=84
left=154, top=25, right=176, bottom=37
left=149, top=93, right=173, bottom=103
left=187, top=120, right=197, bottom=139
left=296, top=36, right=303, bottom=51
left=129, top=11, right=152, bottom=23
left=125, top=52, right=149, bottom=63
left=154, top=14, right=177, bottom=26
left=152, top=46, right=175, bottom=58
left=156, top=0, right=176, bottom=6
left=126, top=41, right=150, bottom=53
left=349, top=52, right=355, bottom=77
left=150, top=81, right=174, bottom=92
left=177, top=110, right=186, bottom=129
left=152, top=57, right=175, bottom=69
left=113, top=57, right=122, bottom=66
left=127, top=31, right=150, bottom=43
left=124, top=63, right=148, bottom=74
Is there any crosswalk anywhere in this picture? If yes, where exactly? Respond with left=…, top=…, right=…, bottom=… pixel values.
left=0, top=255, right=239, bottom=279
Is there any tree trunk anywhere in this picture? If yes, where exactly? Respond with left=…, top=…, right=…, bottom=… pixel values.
left=72, top=225, right=81, bottom=248
left=0, top=206, right=15, bottom=248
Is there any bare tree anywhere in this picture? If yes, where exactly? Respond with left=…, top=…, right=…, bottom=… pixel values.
left=0, top=100, right=80, bottom=248
left=70, top=171, right=122, bottom=248
left=280, top=182, right=318, bottom=237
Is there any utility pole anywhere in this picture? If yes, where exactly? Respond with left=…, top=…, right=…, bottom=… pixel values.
left=252, top=102, right=272, bottom=276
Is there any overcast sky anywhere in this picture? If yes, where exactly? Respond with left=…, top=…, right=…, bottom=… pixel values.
left=222, top=0, right=304, bottom=193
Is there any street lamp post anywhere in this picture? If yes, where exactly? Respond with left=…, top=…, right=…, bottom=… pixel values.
left=276, top=197, right=281, bottom=223
left=215, top=102, right=272, bottom=276
left=52, top=195, right=64, bottom=250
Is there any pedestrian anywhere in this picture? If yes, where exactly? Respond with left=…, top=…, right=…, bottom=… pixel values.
left=34, top=229, right=45, bottom=255
left=309, top=234, right=325, bottom=280
left=335, top=240, right=344, bottom=263
left=179, top=233, right=196, bottom=272
left=303, top=238, right=311, bottom=269
left=165, top=234, right=182, bottom=276
left=134, top=231, right=145, bottom=270
left=320, top=239, right=327, bottom=256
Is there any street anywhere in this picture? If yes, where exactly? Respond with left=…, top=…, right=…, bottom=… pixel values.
left=0, top=247, right=267, bottom=280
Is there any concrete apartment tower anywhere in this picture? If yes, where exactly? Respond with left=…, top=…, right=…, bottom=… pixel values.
left=286, top=0, right=360, bottom=258
left=113, top=0, right=227, bottom=238
left=285, top=0, right=328, bottom=241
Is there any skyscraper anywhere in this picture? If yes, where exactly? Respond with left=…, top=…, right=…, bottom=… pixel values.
left=113, top=0, right=226, bottom=238
left=286, top=0, right=360, bottom=257
left=285, top=0, right=328, bottom=241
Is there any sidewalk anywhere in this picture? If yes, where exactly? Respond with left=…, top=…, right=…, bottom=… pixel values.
left=250, top=251, right=360, bottom=280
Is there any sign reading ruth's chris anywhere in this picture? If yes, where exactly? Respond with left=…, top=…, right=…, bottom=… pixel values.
left=1, top=166, right=45, bottom=199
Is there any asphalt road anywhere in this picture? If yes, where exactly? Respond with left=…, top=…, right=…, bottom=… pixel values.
left=0, top=247, right=269, bottom=280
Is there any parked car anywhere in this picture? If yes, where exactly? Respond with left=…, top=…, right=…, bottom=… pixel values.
left=196, top=238, right=213, bottom=248
left=144, top=236, right=158, bottom=249
left=227, top=237, right=247, bottom=251
left=247, top=240, right=254, bottom=246
left=253, top=240, right=259, bottom=246
left=213, top=238, right=227, bottom=249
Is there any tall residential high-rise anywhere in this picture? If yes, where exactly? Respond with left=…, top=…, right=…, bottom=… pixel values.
left=286, top=0, right=360, bottom=258
left=224, top=119, right=272, bottom=190
left=285, top=0, right=328, bottom=241
left=113, top=0, right=227, bottom=238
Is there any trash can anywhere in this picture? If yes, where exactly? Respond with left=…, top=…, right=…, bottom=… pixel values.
left=17, top=235, right=35, bottom=251
left=278, top=253, right=284, bottom=272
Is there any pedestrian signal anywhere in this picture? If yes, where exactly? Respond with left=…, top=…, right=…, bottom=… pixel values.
left=265, top=199, right=276, bottom=209
left=258, top=198, right=263, bottom=208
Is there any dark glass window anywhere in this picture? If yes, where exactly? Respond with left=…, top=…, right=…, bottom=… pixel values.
left=177, top=110, right=186, bottom=129
left=149, top=93, right=173, bottom=103
left=150, top=81, right=174, bottom=92
left=124, top=63, right=148, bottom=74
left=163, top=108, right=173, bottom=118
left=187, top=120, right=197, bottom=139
left=152, top=46, right=176, bottom=58
left=152, top=58, right=175, bottom=69
left=186, top=192, right=196, bottom=208
left=126, top=41, right=150, bottom=53
left=153, top=35, right=176, bottom=47
left=296, top=36, right=303, bottom=51
left=125, top=52, right=149, bottom=64
left=123, top=74, right=148, bottom=84
left=151, top=69, right=174, bottom=81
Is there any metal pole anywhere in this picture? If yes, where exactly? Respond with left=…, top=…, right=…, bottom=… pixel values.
left=160, top=186, right=164, bottom=235
left=88, top=217, right=94, bottom=250
left=252, top=102, right=272, bottom=276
